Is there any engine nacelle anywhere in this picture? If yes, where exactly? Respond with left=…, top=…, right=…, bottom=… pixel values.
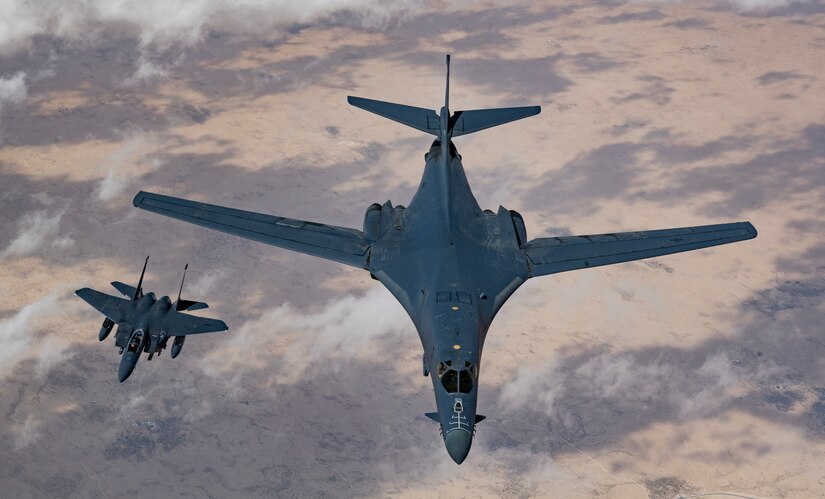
left=363, top=203, right=382, bottom=241
left=509, top=210, right=527, bottom=247
left=99, top=318, right=115, bottom=341
left=170, top=336, right=186, bottom=359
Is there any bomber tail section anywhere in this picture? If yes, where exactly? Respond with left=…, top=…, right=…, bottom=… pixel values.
left=449, top=106, right=540, bottom=136
left=348, top=55, right=540, bottom=140
left=347, top=97, right=440, bottom=135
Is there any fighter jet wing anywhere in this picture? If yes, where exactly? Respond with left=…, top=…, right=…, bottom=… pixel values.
left=75, top=288, right=135, bottom=323
left=522, top=221, right=757, bottom=277
left=133, top=191, right=372, bottom=268
left=161, top=310, right=228, bottom=335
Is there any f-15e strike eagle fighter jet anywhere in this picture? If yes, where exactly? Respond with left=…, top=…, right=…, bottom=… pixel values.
left=75, top=257, right=228, bottom=382
left=132, top=56, right=756, bottom=464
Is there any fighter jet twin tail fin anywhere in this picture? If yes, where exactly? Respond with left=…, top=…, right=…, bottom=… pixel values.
left=110, top=260, right=208, bottom=311
left=347, top=55, right=540, bottom=140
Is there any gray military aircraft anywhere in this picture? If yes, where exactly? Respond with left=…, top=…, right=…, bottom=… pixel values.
left=75, top=257, right=228, bottom=382
left=132, top=55, right=756, bottom=464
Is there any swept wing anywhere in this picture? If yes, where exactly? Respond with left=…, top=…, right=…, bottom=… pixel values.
left=161, top=310, right=228, bottom=336
left=133, top=191, right=371, bottom=268
left=523, top=222, right=757, bottom=277
left=75, top=288, right=135, bottom=323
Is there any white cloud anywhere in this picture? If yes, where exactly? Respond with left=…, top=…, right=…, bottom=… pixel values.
left=0, top=72, right=27, bottom=139
left=97, top=133, right=161, bottom=202
left=12, top=414, right=42, bottom=450
left=201, top=286, right=409, bottom=383
left=188, top=269, right=225, bottom=296
left=1, top=210, right=72, bottom=258
left=122, top=55, right=168, bottom=87
left=0, top=72, right=26, bottom=105
left=0, top=0, right=422, bottom=56
left=634, top=0, right=821, bottom=11
left=33, top=336, right=73, bottom=379
left=499, top=361, right=563, bottom=414
left=720, top=0, right=816, bottom=10
left=498, top=346, right=787, bottom=421
left=0, top=293, right=75, bottom=380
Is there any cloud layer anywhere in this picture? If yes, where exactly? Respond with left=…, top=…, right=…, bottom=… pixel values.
left=0, top=293, right=74, bottom=381
left=0, top=0, right=420, bottom=55
left=201, top=285, right=409, bottom=384
left=2, top=210, right=73, bottom=258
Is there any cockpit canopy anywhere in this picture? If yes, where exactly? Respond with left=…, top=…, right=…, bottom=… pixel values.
left=437, top=360, right=478, bottom=394
left=127, top=330, right=143, bottom=352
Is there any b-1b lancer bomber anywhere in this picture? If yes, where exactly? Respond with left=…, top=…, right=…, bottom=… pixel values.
left=75, top=257, right=228, bottom=382
left=133, top=56, right=756, bottom=464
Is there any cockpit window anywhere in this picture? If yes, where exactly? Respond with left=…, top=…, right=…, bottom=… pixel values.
left=127, top=331, right=143, bottom=353
left=459, top=371, right=474, bottom=393
left=439, top=362, right=477, bottom=394
left=441, top=370, right=459, bottom=393
left=456, top=292, right=472, bottom=304
left=436, top=292, right=451, bottom=303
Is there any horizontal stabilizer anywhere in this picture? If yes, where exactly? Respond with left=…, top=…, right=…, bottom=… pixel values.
left=450, top=106, right=541, bottom=136
left=175, top=299, right=208, bottom=311
left=348, top=96, right=440, bottom=135
left=475, top=414, right=486, bottom=424
left=111, top=281, right=137, bottom=298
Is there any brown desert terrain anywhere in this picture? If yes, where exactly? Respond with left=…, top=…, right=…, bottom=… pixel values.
left=1, top=1, right=824, bottom=497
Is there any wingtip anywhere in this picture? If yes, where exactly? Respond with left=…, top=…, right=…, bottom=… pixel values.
left=745, top=221, right=758, bottom=239
left=133, top=191, right=146, bottom=207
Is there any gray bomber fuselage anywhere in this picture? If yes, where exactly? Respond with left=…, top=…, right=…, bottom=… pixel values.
left=369, top=137, right=528, bottom=462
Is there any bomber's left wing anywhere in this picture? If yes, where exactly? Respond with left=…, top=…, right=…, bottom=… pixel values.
left=75, top=288, right=135, bottom=323
left=523, top=222, right=756, bottom=278
left=161, top=310, right=228, bottom=336
left=133, top=191, right=371, bottom=269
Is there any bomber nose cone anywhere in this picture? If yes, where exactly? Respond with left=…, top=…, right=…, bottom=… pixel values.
left=444, top=430, right=472, bottom=464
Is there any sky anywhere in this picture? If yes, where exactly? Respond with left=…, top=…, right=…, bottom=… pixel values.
left=1, top=0, right=824, bottom=497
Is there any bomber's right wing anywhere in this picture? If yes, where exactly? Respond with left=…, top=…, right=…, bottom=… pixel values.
left=133, top=192, right=372, bottom=268
left=75, top=288, right=135, bottom=323
left=522, top=222, right=757, bottom=278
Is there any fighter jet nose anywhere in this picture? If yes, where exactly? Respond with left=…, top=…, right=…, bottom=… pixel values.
left=118, top=352, right=138, bottom=382
left=444, top=430, right=472, bottom=464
